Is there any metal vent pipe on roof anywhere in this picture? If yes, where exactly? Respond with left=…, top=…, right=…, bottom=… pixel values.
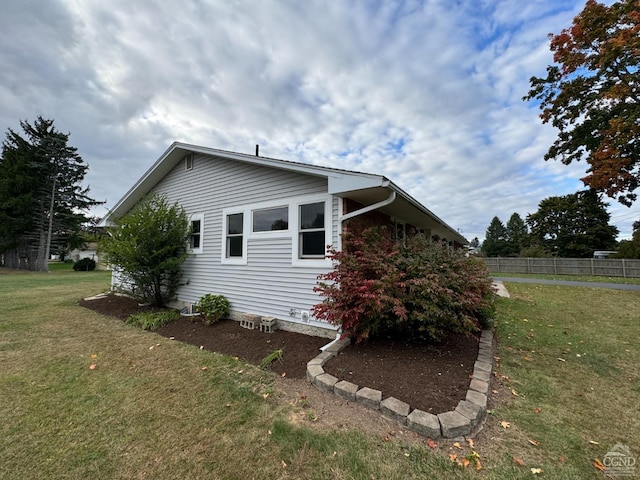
left=255, top=144, right=259, bottom=156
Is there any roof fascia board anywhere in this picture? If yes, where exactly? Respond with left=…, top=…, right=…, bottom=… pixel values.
left=103, top=142, right=388, bottom=222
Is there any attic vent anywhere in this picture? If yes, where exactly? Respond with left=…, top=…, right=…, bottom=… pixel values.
left=185, top=153, right=194, bottom=170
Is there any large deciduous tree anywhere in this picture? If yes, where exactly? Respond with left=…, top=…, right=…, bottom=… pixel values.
left=526, top=190, right=618, bottom=258
left=524, top=0, right=640, bottom=206
left=99, top=194, right=191, bottom=307
left=613, top=219, right=640, bottom=258
left=0, top=117, right=103, bottom=271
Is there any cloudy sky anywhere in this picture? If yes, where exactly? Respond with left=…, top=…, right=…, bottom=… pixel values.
left=1, top=0, right=636, bottom=241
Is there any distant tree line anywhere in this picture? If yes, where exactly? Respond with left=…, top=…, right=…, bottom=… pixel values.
left=481, top=190, right=628, bottom=258
left=0, top=117, right=102, bottom=271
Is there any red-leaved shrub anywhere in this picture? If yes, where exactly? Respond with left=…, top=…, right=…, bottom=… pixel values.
left=312, top=227, right=495, bottom=344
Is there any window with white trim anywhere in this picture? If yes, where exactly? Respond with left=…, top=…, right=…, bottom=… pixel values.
left=226, top=213, right=244, bottom=257
left=188, top=214, right=204, bottom=254
left=252, top=206, right=288, bottom=232
left=299, top=201, right=326, bottom=258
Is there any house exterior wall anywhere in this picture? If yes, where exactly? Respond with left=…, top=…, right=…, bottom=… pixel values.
left=144, top=152, right=339, bottom=334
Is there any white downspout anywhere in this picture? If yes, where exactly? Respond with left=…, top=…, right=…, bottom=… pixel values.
left=337, top=190, right=397, bottom=250
left=321, top=190, right=397, bottom=351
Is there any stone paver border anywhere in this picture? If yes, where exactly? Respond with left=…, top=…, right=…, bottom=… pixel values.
left=306, top=329, right=494, bottom=439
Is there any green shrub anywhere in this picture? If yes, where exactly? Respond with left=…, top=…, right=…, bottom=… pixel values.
left=312, top=227, right=495, bottom=344
left=195, top=294, right=230, bottom=325
left=98, top=194, right=191, bottom=307
left=126, top=310, right=180, bottom=331
left=73, top=258, right=96, bottom=271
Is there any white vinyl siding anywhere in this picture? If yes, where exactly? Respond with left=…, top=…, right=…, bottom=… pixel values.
left=149, top=153, right=337, bottom=328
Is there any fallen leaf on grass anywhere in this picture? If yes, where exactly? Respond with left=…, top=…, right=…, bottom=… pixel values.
left=461, top=458, right=470, bottom=468
left=466, top=451, right=481, bottom=471
left=262, top=393, right=269, bottom=399
left=528, top=439, right=540, bottom=447
left=89, top=364, right=96, bottom=370
left=426, top=439, right=438, bottom=449
left=588, top=440, right=599, bottom=445
left=280, top=460, right=287, bottom=469
left=511, top=389, right=519, bottom=397
left=533, top=408, right=542, bottom=414
left=513, top=456, right=525, bottom=466
left=593, top=459, right=605, bottom=472
left=557, top=358, right=566, bottom=362
left=237, top=370, right=244, bottom=374
left=91, top=353, right=97, bottom=359
left=201, top=366, right=208, bottom=371
left=453, top=442, right=462, bottom=449
left=531, top=467, right=543, bottom=474
left=280, top=372, right=286, bottom=378
left=500, top=421, right=511, bottom=429
left=466, top=438, right=475, bottom=449
left=404, top=453, right=410, bottom=457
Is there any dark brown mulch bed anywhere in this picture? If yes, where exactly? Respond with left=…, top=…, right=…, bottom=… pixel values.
left=155, top=318, right=328, bottom=379
left=323, top=335, right=479, bottom=413
left=79, top=294, right=479, bottom=414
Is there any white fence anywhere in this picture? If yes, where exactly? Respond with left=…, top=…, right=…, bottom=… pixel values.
left=483, top=257, right=640, bottom=278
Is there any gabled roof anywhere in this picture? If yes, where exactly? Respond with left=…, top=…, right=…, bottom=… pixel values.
left=102, top=142, right=467, bottom=245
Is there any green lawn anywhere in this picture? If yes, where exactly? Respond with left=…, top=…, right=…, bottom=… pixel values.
left=491, top=272, right=640, bottom=285
left=1, top=269, right=638, bottom=479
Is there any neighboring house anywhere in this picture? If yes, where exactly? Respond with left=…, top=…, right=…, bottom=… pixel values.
left=102, top=142, right=467, bottom=337
left=69, top=242, right=99, bottom=263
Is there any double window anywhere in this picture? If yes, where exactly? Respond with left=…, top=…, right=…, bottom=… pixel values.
left=299, top=202, right=325, bottom=258
left=226, top=213, right=244, bottom=257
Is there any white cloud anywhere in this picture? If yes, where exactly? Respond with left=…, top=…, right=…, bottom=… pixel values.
left=0, top=0, right=635, bottom=242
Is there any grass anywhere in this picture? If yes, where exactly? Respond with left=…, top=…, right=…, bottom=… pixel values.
left=490, top=271, right=640, bottom=285
left=126, top=310, right=180, bottom=330
left=1, top=269, right=638, bottom=479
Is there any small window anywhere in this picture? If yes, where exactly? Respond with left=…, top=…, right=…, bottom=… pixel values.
left=299, top=202, right=325, bottom=258
left=190, top=219, right=201, bottom=249
left=188, top=214, right=204, bottom=254
left=185, top=153, right=194, bottom=170
left=226, top=213, right=244, bottom=257
left=253, top=206, right=289, bottom=232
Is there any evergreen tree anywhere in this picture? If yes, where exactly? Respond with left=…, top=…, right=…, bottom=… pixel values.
left=505, top=213, right=529, bottom=256
left=481, top=216, right=508, bottom=257
left=0, top=117, right=103, bottom=270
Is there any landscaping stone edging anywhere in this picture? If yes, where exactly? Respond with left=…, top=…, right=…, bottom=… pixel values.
left=306, top=330, right=494, bottom=439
